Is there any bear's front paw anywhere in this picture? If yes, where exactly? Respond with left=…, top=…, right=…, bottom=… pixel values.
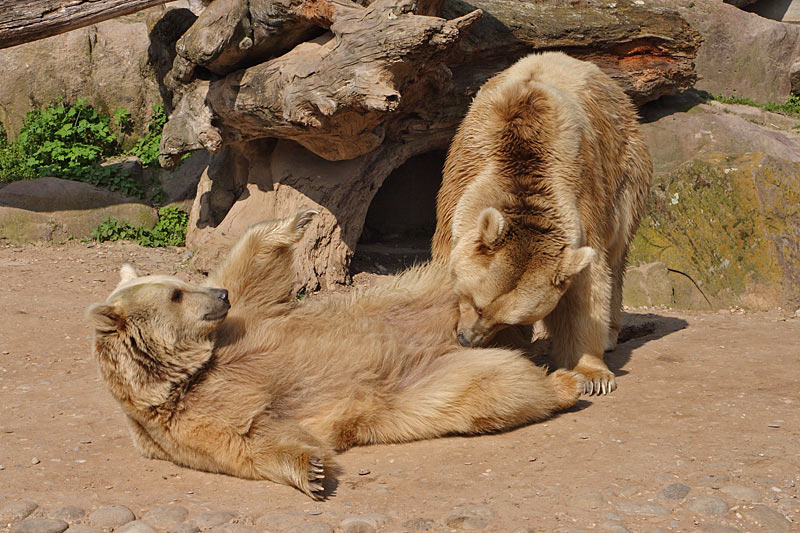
left=575, top=366, right=616, bottom=396
left=298, top=455, right=327, bottom=500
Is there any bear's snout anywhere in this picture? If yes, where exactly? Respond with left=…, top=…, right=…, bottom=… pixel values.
left=457, top=332, right=471, bottom=347
left=215, top=289, right=229, bottom=305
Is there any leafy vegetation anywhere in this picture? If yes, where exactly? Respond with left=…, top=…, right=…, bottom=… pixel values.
left=128, top=105, right=167, bottom=166
left=710, top=93, right=800, bottom=119
left=91, top=206, right=189, bottom=247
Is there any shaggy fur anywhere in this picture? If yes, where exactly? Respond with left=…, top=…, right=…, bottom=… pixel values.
left=87, top=210, right=584, bottom=499
left=431, top=52, right=653, bottom=396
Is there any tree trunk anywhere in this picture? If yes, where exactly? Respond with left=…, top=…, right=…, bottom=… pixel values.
left=0, top=0, right=172, bottom=50
left=152, top=0, right=702, bottom=288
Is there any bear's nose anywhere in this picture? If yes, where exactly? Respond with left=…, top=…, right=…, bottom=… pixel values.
left=217, top=289, right=229, bottom=304
left=457, top=332, right=471, bottom=347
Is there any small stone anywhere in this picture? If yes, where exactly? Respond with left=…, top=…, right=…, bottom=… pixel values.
left=660, top=482, right=691, bottom=500
left=31, top=458, right=41, bottom=465
left=358, top=468, right=371, bottom=476
left=49, top=507, right=86, bottom=521
left=444, top=506, right=493, bottom=530
left=170, top=525, right=199, bottom=533
left=739, top=504, right=791, bottom=532
left=699, top=525, right=741, bottom=533
left=89, top=506, right=135, bottom=530
left=207, top=525, right=256, bottom=533
left=719, top=485, right=760, bottom=501
left=1, top=500, right=40, bottom=523
left=614, top=502, right=670, bottom=516
left=11, top=519, right=69, bottom=533
left=142, top=506, right=188, bottom=529
left=403, top=518, right=435, bottom=531
left=189, top=511, right=236, bottom=529
left=341, top=514, right=389, bottom=530
left=598, top=522, right=629, bottom=533
left=64, top=526, right=104, bottom=533
left=116, top=521, right=157, bottom=533
left=687, top=497, right=729, bottom=515
left=285, top=523, right=333, bottom=533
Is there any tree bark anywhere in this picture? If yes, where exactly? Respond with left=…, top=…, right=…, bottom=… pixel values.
left=150, top=0, right=702, bottom=288
left=0, top=0, right=171, bottom=50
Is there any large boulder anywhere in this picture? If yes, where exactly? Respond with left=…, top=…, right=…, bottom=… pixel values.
left=0, top=178, right=158, bottom=243
left=655, top=0, right=800, bottom=102
left=0, top=2, right=190, bottom=142
left=628, top=153, right=800, bottom=310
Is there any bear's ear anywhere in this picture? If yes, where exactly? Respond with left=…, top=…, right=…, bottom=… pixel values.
left=477, top=207, right=508, bottom=250
left=87, top=303, right=125, bottom=333
left=120, top=264, right=139, bottom=283
left=556, top=246, right=596, bottom=285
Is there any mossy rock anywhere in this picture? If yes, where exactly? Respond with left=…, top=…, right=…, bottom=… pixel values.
left=629, top=153, right=800, bottom=309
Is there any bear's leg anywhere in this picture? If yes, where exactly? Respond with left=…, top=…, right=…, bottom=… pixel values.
left=205, top=209, right=317, bottom=311
left=606, top=248, right=628, bottom=352
left=327, top=349, right=583, bottom=448
left=545, top=262, right=616, bottom=395
left=125, top=415, right=171, bottom=461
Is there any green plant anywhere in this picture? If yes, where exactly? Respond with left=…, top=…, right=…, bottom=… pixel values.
left=91, top=206, right=188, bottom=247
left=129, top=105, right=167, bottom=166
left=0, top=122, right=37, bottom=183
left=710, top=93, right=800, bottom=119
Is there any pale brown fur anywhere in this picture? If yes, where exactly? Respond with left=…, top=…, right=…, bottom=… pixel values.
left=431, top=52, right=652, bottom=395
left=87, top=210, right=584, bottom=499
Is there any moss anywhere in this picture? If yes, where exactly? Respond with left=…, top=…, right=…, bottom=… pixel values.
left=629, top=153, right=800, bottom=308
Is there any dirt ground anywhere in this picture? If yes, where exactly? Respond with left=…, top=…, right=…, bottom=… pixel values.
left=0, top=240, right=798, bottom=533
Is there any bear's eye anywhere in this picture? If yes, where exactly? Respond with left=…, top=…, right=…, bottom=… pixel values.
left=170, top=289, right=183, bottom=303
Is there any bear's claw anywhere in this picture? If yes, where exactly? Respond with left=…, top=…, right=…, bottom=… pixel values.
left=293, top=209, right=319, bottom=231
left=582, top=372, right=616, bottom=396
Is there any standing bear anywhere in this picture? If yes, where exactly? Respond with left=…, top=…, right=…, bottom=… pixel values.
left=87, top=210, right=584, bottom=499
left=432, top=52, right=653, bottom=396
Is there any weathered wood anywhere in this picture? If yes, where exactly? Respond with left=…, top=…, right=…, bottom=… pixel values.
left=0, top=0, right=171, bottom=50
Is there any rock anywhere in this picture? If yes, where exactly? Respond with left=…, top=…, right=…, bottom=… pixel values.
left=443, top=506, right=493, bottom=530
left=0, top=177, right=159, bottom=243
left=151, top=151, right=209, bottom=205
left=1, top=501, right=40, bottom=524
left=723, top=0, right=758, bottom=7
left=660, top=482, right=692, bottom=500
left=340, top=514, right=389, bottom=530
left=49, top=507, right=86, bottom=522
left=10, top=519, right=69, bottom=533
left=206, top=525, right=256, bottom=533
left=115, top=521, right=157, bottom=533
left=340, top=522, right=374, bottom=533
left=653, top=0, right=800, bottom=102
left=170, top=525, right=199, bottom=533
left=254, top=513, right=305, bottom=530
left=284, top=523, right=333, bottom=533
left=739, top=504, right=792, bottom=532
left=0, top=3, right=190, bottom=144
left=65, top=526, right=104, bottom=533
left=629, top=153, right=800, bottom=310
left=614, top=502, right=670, bottom=516
left=687, top=497, right=729, bottom=515
left=699, top=525, right=742, bottom=533
left=598, top=522, right=630, bottom=533
left=719, top=485, right=761, bottom=501
left=403, top=518, right=436, bottom=531
left=88, top=506, right=135, bottom=530
left=791, top=62, right=800, bottom=96
left=142, top=506, right=188, bottom=529
left=188, top=511, right=236, bottom=529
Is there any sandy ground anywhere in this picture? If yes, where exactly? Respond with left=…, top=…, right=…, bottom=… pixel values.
left=0, top=240, right=798, bottom=533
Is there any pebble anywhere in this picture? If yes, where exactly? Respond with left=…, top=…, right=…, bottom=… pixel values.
left=403, top=517, right=435, bottom=531
left=207, top=525, right=257, bottom=533
left=31, top=458, right=41, bottom=465
left=358, top=468, right=371, bottom=475
left=89, top=505, right=135, bottom=529
left=142, top=505, right=188, bottom=529
left=614, top=502, right=670, bottom=516
left=0, top=500, right=40, bottom=523
left=10, top=519, right=68, bottom=533
left=285, top=523, right=333, bottom=533
left=49, top=507, right=86, bottom=521
left=170, top=524, right=200, bottom=533
left=739, top=504, right=792, bottom=532
left=660, top=482, right=691, bottom=500
left=687, top=496, right=729, bottom=515
left=443, top=506, right=493, bottom=530
left=189, top=511, right=236, bottom=529
left=115, top=521, right=157, bottom=533
left=341, top=514, right=389, bottom=530
left=719, top=485, right=760, bottom=501
left=64, top=526, right=104, bottom=533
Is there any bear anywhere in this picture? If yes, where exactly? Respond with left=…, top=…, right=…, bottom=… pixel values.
left=431, top=51, right=653, bottom=396
left=87, top=210, right=584, bottom=499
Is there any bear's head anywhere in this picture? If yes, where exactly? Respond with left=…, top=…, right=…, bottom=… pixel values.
left=450, top=207, right=595, bottom=347
left=87, top=264, right=230, bottom=409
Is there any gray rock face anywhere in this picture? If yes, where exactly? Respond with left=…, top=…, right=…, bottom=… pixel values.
left=188, top=511, right=236, bottom=529
left=115, top=521, right=157, bottom=533
left=687, top=497, right=729, bottom=515
left=88, top=506, right=135, bottom=530
left=49, top=508, right=86, bottom=522
left=10, top=519, right=69, bottom=533
left=142, top=506, right=188, bottom=529
left=739, top=505, right=792, bottom=532
left=0, top=501, right=39, bottom=524
left=614, top=502, right=670, bottom=516
left=660, top=482, right=691, bottom=500
left=791, top=62, right=800, bottom=96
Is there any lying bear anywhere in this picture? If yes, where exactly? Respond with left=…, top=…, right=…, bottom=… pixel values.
left=87, top=210, right=583, bottom=498
left=432, top=52, right=653, bottom=395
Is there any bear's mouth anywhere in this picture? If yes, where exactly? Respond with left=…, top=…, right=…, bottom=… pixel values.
left=203, top=308, right=229, bottom=321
